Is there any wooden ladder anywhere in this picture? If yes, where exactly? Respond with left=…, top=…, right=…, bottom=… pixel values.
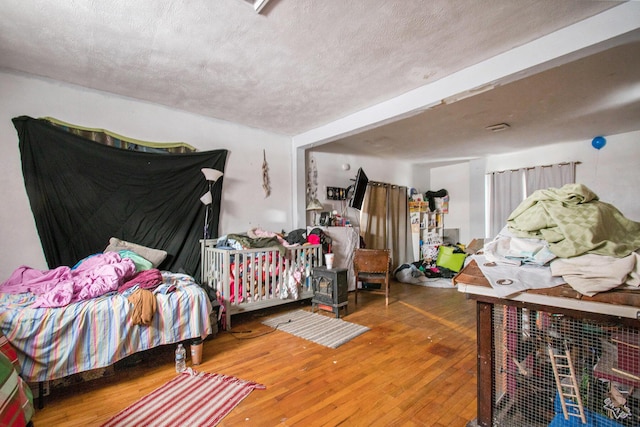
left=548, top=344, right=586, bottom=424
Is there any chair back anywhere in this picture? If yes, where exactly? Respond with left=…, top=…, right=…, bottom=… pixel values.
left=353, top=249, right=391, bottom=274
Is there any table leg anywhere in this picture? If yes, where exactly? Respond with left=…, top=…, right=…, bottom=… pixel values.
left=476, top=301, right=494, bottom=426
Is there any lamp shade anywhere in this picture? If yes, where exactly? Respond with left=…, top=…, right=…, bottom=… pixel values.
left=201, top=168, right=223, bottom=182
left=306, top=198, right=323, bottom=211
left=200, top=191, right=213, bottom=205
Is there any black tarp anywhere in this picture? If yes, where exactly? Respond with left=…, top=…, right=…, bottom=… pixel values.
left=13, top=116, right=227, bottom=280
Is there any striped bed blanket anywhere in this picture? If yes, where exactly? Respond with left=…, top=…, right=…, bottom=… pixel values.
left=0, top=272, right=212, bottom=383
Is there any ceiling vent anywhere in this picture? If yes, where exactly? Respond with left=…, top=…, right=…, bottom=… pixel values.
left=485, top=123, right=511, bottom=132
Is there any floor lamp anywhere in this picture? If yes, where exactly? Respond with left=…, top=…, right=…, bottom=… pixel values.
left=200, top=168, right=224, bottom=239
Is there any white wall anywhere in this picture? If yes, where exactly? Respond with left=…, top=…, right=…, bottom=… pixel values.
left=430, top=162, right=471, bottom=245
left=486, top=130, right=640, bottom=222
left=310, top=131, right=640, bottom=250
left=3, top=70, right=638, bottom=281
left=308, top=152, right=413, bottom=227
left=432, top=131, right=640, bottom=246
left=0, top=71, right=293, bottom=280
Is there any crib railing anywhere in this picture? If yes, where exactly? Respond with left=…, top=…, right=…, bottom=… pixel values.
left=201, top=241, right=323, bottom=329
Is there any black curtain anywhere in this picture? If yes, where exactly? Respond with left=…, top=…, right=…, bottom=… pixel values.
left=13, top=116, right=227, bottom=280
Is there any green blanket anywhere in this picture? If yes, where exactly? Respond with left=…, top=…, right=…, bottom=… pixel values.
left=507, top=183, right=640, bottom=258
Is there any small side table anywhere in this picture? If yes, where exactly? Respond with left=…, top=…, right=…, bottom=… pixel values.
left=311, top=267, right=348, bottom=318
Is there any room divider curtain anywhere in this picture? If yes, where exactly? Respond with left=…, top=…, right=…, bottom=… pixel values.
left=359, top=182, right=413, bottom=270
left=360, top=183, right=387, bottom=250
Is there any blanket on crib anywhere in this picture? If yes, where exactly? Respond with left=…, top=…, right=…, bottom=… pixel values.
left=221, top=234, right=288, bottom=255
left=507, top=183, right=640, bottom=258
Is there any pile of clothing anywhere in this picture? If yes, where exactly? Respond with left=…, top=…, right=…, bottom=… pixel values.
left=482, top=183, right=640, bottom=296
left=395, top=244, right=467, bottom=286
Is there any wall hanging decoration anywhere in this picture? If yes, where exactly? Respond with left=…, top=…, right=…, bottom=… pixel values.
left=306, top=156, right=323, bottom=224
left=326, top=186, right=348, bottom=200
left=307, top=156, right=319, bottom=204
left=262, top=149, right=271, bottom=198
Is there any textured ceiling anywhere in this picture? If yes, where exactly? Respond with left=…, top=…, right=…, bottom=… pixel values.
left=1, top=0, right=639, bottom=163
left=317, top=36, right=640, bottom=164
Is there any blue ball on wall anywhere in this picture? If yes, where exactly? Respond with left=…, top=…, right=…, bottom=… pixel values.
left=591, top=136, right=606, bottom=150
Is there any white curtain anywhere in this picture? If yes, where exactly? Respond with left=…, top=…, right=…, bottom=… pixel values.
left=525, top=162, right=576, bottom=196
left=360, top=182, right=413, bottom=270
left=488, top=169, right=524, bottom=240
left=488, top=162, right=577, bottom=239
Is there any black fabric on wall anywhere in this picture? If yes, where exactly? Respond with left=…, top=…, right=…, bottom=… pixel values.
left=13, top=116, right=227, bottom=280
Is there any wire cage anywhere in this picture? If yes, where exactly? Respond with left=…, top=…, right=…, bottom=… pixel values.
left=491, top=305, right=640, bottom=426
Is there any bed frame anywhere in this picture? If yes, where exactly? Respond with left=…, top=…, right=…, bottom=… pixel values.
left=201, top=240, right=323, bottom=329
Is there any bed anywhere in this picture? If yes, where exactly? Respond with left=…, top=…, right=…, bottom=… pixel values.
left=0, top=250, right=213, bottom=385
left=7, top=118, right=216, bottom=400
left=201, top=239, right=323, bottom=329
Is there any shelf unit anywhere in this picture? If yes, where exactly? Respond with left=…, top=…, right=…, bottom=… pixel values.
left=409, top=201, right=444, bottom=262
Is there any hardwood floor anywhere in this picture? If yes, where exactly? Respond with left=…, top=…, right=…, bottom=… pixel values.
left=32, top=280, right=478, bottom=427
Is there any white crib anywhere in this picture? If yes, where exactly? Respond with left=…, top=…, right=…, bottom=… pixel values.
left=201, top=240, right=323, bottom=329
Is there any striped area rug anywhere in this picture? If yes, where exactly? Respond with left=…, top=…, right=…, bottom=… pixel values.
left=101, top=371, right=265, bottom=427
left=262, top=310, right=370, bottom=348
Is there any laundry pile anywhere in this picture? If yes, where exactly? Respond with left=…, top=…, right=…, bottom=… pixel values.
left=479, top=183, right=640, bottom=297
left=395, top=244, right=467, bottom=288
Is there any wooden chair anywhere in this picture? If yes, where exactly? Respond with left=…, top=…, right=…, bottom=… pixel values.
left=353, top=249, right=392, bottom=306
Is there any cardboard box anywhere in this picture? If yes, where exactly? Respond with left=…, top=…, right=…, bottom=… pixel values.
left=465, top=238, right=485, bottom=255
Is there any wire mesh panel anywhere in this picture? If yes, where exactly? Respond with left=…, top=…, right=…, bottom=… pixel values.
left=492, top=305, right=640, bottom=426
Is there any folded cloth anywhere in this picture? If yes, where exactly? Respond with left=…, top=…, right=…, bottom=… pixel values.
left=127, top=288, right=157, bottom=325
left=550, top=252, right=640, bottom=296
left=118, top=268, right=163, bottom=293
left=484, top=228, right=556, bottom=266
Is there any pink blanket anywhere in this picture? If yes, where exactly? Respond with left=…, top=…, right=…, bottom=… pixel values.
left=0, top=252, right=136, bottom=308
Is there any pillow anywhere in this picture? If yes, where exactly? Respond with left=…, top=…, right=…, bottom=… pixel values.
left=104, top=237, right=167, bottom=268
left=117, top=249, right=154, bottom=272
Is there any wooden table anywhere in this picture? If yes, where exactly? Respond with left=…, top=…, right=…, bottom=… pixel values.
left=454, top=260, right=640, bottom=427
